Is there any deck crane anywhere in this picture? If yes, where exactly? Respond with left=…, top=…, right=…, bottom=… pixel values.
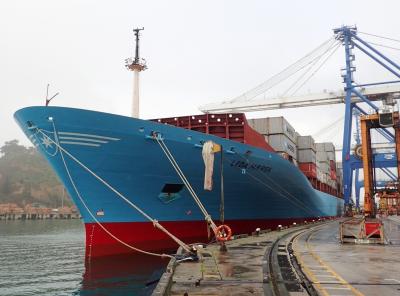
left=200, top=26, right=400, bottom=217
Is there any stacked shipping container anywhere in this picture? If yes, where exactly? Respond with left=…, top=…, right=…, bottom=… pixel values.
left=248, top=116, right=342, bottom=198
left=336, top=162, right=343, bottom=196
left=297, top=135, right=317, bottom=178
left=248, top=117, right=298, bottom=162
left=315, top=142, right=339, bottom=197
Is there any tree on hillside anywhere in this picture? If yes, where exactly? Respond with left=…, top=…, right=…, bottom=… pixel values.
left=0, top=140, right=29, bottom=158
left=1, top=175, right=12, bottom=195
left=0, top=140, right=72, bottom=207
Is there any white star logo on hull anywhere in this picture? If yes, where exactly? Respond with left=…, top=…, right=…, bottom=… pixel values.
left=41, top=136, right=53, bottom=149
left=31, top=128, right=59, bottom=157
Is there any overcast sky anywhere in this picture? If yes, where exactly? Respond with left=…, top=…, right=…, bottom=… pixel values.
left=1, top=0, right=400, bottom=148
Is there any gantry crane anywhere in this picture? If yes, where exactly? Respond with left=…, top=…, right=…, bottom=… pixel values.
left=334, top=26, right=400, bottom=217
left=200, top=26, right=400, bottom=215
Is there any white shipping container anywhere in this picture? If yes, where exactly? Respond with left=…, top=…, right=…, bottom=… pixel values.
left=325, top=173, right=331, bottom=184
left=316, top=151, right=328, bottom=162
left=324, top=142, right=335, bottom=152
left=297, top=136, right=316, bottom=151
left=267, top=134, right=297, bottom=160
left=247, top=118, right=269, bottom=135
left=321, top=173, right=328, bottom=184
left=318, top=161, right=330, bottom=173
left=317, top=170, right=324, bottom=182
left=326, top=151, right=336, bottom=161
left=267, top=117, right=297, bottom=143
left=316, top=143, right=325, bottom=151
left=336, top=166, right=342, bottom=178
left=297, top=149, right=316, bottom=163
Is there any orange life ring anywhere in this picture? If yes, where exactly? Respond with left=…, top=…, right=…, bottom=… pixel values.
left=215, top=224, right=232, bottom=242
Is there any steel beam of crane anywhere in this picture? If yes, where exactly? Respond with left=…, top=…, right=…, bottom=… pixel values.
left=199, top=84, right=400, bottom=113
left=334, top=142, right=396, bottom=151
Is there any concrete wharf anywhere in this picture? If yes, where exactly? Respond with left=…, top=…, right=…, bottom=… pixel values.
left=153, top=217, right=400, bottom=296
left=0, top=203, right=80, bottom=220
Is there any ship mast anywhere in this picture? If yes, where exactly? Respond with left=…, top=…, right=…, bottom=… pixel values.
left=125, top=27, right=147, bottom=118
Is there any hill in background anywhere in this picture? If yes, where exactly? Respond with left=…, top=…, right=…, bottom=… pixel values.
left=0, top=140, right=72, bottom=208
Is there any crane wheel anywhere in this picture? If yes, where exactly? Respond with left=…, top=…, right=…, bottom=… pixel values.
left=354, top=144, right=363, bottom=159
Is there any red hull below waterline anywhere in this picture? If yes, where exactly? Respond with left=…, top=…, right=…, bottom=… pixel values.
left=84, top=217, right=334, bottom=258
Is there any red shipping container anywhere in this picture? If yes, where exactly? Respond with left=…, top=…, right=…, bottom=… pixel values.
left=330, top=160, right=337, bottom=180
left=299, top=163, right=317, bottom=178
left=151, top=113, right=275, bottom=152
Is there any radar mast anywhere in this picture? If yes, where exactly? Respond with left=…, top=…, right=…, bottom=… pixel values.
left=125, top=27, right=147, bottom=118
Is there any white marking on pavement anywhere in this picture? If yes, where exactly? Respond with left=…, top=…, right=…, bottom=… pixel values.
left=317, top=281, right=341, bottom=283
left=384, top=278, right=400, bottom=283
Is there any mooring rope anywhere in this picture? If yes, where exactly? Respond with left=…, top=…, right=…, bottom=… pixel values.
left=36, top=126, right=193, bottom=257
left=153, top=134, right=218, bottom=233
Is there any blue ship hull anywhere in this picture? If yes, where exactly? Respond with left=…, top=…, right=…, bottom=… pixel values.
left=14, top=106, right=343, bottom=257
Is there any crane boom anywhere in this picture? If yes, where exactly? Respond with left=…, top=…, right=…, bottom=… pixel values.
left=199, top=84, right=400, bottom=113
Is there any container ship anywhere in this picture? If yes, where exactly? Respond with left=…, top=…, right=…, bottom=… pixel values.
left=14, top=107, right=344, bottom=257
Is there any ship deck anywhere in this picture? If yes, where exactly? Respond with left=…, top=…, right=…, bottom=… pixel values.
left=152, top=216, right=400, bottom=296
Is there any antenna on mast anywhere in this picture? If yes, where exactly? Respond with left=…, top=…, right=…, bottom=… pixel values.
left=125, top=27, right=147, bottom=118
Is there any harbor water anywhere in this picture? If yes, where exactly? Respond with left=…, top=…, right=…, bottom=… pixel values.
left=0, top=220, right=167, bottom=296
